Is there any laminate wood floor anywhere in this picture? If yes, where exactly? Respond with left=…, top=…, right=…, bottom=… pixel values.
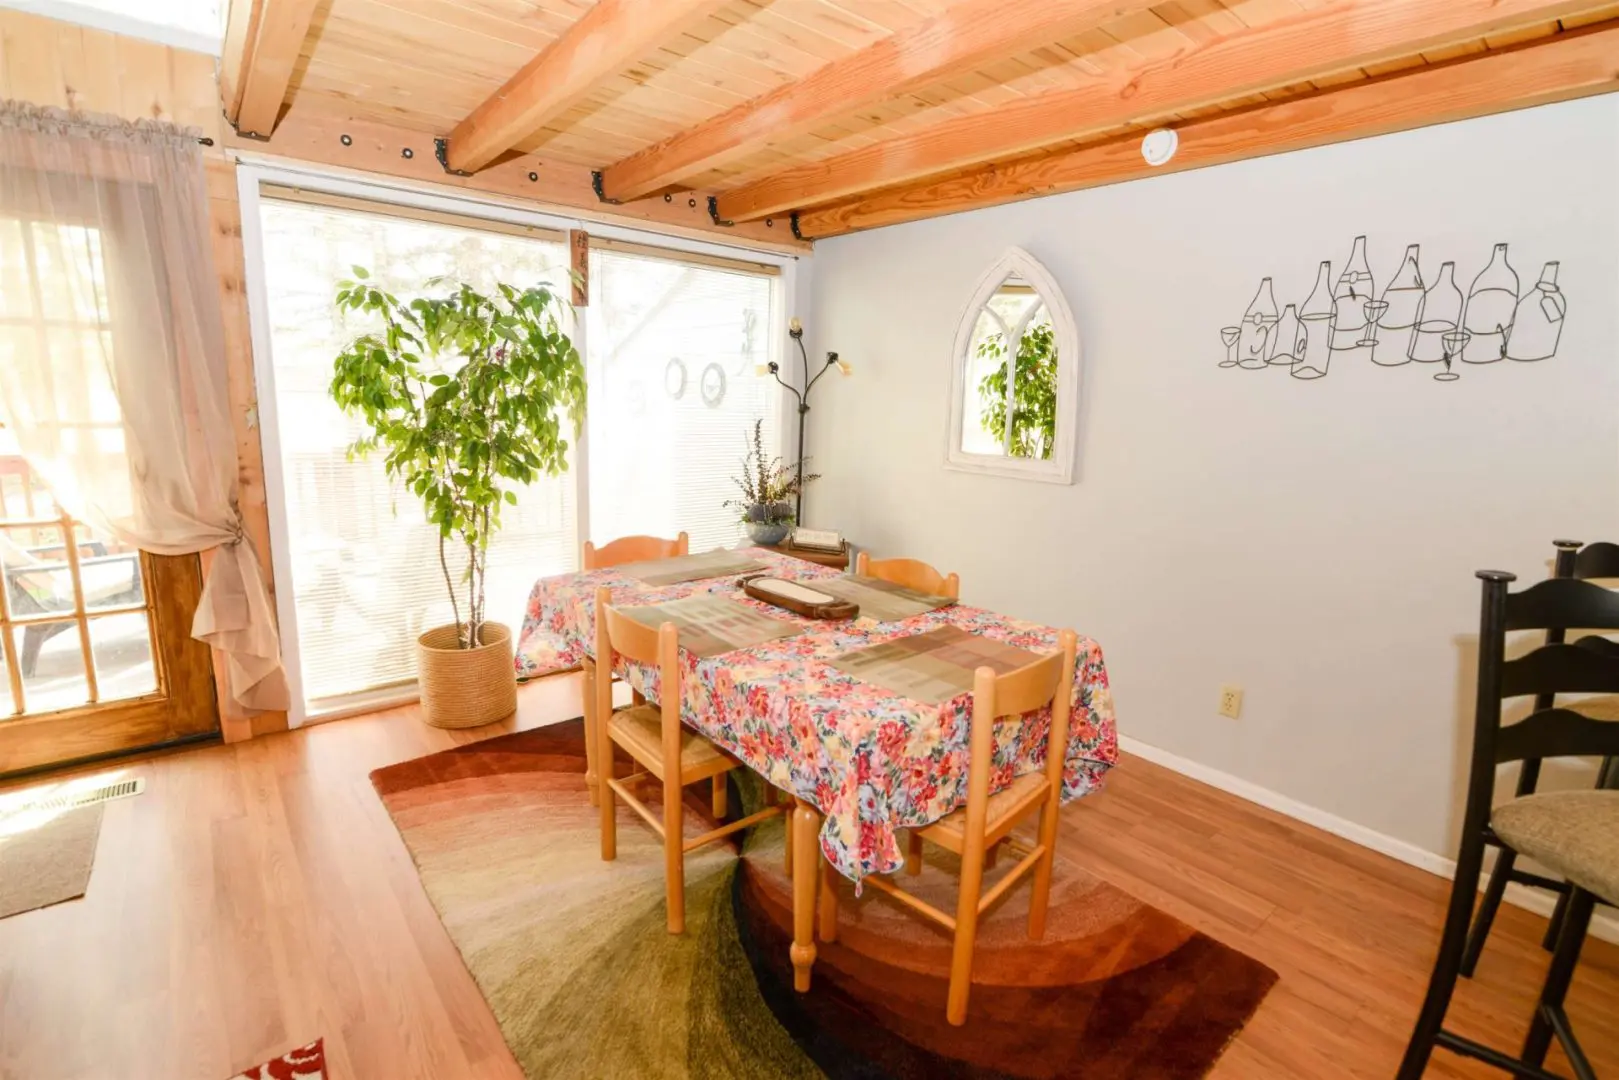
left=0, top=675, right=1614, bottom=1079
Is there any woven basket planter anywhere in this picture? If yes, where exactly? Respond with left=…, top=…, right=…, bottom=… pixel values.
left=416, top=621, right=517, bottom=729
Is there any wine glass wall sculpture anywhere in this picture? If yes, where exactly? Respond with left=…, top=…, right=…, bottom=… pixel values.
left=1219, top=237, right=1566, bottom=383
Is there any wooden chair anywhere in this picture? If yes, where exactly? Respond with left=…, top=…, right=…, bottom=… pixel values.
left=1399, top=571, right=1619, bottom=1078
left=582, top=531, right=688, bottom=570
left=580, top=531, right=687, bottom=804
left=825, top=629, right=1077, bottom=1025
left=594, top=585, right=786, bottom=933
left=1460, top=538, right=1619, bottom=977
left=854, top=551, right=960, bottom=600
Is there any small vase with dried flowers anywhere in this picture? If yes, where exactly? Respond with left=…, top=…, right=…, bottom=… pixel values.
left=725, top=419, right=818, bottom=546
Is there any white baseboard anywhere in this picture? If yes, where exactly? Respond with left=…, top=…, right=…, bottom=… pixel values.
left=1117, top=735, right=1619, bottom=946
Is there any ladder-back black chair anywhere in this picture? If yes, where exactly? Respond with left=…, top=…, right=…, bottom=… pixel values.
left=1460, top=540, right=1619, bottom=977
left=1400, top=570, right=1619, bottom=1079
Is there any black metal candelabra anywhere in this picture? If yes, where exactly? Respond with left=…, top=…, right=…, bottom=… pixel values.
left=763, top=322, right=840, bottom=525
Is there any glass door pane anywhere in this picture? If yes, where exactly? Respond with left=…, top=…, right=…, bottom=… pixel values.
left=586, top=249, right=780, bottom=551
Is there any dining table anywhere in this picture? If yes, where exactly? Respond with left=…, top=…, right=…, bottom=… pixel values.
left=513, top=546, right=1118, bottom=991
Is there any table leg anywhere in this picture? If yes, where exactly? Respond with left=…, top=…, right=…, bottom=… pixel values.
left=791, top=800, right=819, bottom=993
left=581, top=657, right=600, bottom=807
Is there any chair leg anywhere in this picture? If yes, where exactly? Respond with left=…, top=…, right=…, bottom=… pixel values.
left=946, top=832, right=988, bottom=1026
left=1028, top=805, right=1060, bottom=941
left=1396, top=831, right=1490, bottom=1080
left=712, top=773, right=728, bottom=819
left=665, top=776, right=685, bottom=935
left=1460, top=845, right=1514, bottom=977
left=581, top=659, right=600, bottom=807
left=599, top=735, right=617, bottom=863
left=784, top=806, right=795, bottom=876
left=1543, top=886, right=1573, bottom=952
left=905, top=831, right=923, bottom=875
left=21, top=624, right=45, bottom=677
left=1522, top=887, right=1596, bottom=1068
left=818, top=858, right=840, bottom=944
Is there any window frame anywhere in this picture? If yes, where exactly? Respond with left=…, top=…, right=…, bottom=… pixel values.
left=945, top=247, right=1080, bottom=485
left=235, top=162, right=799, bottom=726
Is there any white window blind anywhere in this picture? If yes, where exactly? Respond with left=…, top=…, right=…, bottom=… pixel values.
left=586, top=247, right=780, bottom=551
left=257, top=196, right=577, bottom=712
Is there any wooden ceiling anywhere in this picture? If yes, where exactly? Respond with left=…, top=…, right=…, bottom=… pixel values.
left=221, top=0, right=1619, bottom=245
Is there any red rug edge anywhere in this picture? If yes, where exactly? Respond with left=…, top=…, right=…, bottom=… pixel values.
left=229, top=1036, right=327, bottom=1079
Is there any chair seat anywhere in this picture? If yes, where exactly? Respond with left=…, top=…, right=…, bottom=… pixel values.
left=920, top=771, right=1049, bottom=853
left=607, top=705, right=736, bottom=784
left=1492, top=790, right=1619, bottom=906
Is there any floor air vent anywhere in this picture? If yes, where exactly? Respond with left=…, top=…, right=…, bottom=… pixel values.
left=21, top=777, right=144, bottom=812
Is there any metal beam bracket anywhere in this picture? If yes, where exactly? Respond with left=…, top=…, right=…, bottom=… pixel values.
left=707, top=196, right=734, bottom=227
left=790, top=212, right=805, bottom=241
left=434, top=138, right=473, bottom=177
left=230, top=121, right=271, bottom=143
left=591, top=171, right=622, bottom=204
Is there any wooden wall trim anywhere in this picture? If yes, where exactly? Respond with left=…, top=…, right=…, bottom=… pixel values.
left=226, top=109, right=810, bottom=254
left=796, top=22, right=1619, bottom=239
left=716, top=0, right=1608, bottom=223
left=595, top=0, right=1163, bottom=204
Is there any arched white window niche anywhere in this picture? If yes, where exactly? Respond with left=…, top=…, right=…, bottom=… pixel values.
left=945, top=247, right=1080, bottom=484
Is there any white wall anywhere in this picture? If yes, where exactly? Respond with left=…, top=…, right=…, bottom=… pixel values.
left=806, top=95, right=1619, bottom=861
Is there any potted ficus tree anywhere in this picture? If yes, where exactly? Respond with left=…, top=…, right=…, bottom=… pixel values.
left=329, top=269, right=585, bottom=728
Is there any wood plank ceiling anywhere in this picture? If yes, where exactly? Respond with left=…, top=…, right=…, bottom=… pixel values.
left=223, top=0, right=1619, bottom=243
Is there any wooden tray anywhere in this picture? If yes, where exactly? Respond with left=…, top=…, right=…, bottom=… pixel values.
left=740, top=575, right=859, bottom=620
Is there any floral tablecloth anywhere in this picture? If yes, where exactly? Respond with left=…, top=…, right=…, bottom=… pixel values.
left=514, top=549, right=1117, bottom=883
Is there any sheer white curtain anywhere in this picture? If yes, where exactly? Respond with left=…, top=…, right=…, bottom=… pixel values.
left=0, top=102, right=287, bottom=712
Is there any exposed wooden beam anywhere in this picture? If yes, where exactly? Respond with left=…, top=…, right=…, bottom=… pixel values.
left=717, top=0, right=1610, bottom=223
left=217, top=0, right=261, bottom=122
left=225, top=109, right=808, bottom=254
left=799, top=25, right=1619, bottom=241
left=444, top=0, right=730, bottom=175
left=796, top=22, right=1619, bottom=239
left=596, top=0, right=1162, bottom=203
left=225, top=0, right=321, bottom=138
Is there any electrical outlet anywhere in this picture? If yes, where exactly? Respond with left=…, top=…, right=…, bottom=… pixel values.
left=1218, top=685, right=1243, bottom=719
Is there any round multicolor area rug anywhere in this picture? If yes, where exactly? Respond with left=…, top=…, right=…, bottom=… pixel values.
left=370, top=721, right=1275, bottom=1080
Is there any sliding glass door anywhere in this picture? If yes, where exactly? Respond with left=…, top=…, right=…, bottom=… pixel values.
left=247, top=177, right=787, bottom=722
left=254, top=192, right=579, bottom=718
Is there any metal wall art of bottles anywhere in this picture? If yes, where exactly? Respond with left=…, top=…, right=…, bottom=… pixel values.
left=1218, top=237, right=1566, bottom=383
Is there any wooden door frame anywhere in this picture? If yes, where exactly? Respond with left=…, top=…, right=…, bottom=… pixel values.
left=0, top=551, right=219, bottom=777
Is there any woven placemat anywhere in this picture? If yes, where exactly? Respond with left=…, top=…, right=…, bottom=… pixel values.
left=831, top=625, right=1041, bottom=704
left=621, top=594, right=803, bottom=657
left=815, top=574, right=957, bottom=622
left=618, top=550, right=766, bottom=586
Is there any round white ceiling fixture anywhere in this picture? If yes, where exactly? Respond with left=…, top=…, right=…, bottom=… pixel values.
left=1141, top=128, right=1178, bottom=167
